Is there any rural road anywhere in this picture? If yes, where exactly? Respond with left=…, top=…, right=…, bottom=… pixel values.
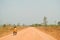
left=0, top=27, right=57, bottom=40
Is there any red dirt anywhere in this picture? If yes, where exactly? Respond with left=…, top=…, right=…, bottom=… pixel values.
left=0, top=27, right=57, bottom=40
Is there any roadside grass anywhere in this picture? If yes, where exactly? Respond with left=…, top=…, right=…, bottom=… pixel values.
left=37, top=26, right=60, bottom=40
left=0, top=25, right=27, bottom=38
left=0, top=25, right=60, bottom=40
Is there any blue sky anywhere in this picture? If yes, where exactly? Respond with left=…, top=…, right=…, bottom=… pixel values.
left=0, top=0, right=60, bottom=25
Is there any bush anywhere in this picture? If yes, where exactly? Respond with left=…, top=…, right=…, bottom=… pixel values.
left=3, top=24, right=6, bottom=27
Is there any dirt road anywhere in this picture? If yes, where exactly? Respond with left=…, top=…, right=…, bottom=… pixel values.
left=0, top=27, right=57, bottom=40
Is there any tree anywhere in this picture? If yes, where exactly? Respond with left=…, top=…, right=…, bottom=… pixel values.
left=13, top=24, right=16, bottom=27
left=43, top=16, right=47, bottom=26
left=58, top=21, right=60, bottom=26
left=31, top=24, right=42, bottom=27
left=8, top=24, right=11, bottom=26
left=3, top=24, right=6, bottom=27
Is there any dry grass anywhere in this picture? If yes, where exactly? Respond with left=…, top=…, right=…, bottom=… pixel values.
left=0, top=25, right=27, bottom=38
left=0, top=25, right=60, bottom=40
left=37, top=26, right=60, bottom=40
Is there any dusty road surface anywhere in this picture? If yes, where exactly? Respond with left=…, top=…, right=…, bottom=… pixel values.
left=0, top=27, right=57, bottom=40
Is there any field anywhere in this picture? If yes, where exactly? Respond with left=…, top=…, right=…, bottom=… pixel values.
left=0, top=25, right=27, bottom=37
left=37, top=26, right=60, bottom=40
left=0, top=25, right=60, bottom=40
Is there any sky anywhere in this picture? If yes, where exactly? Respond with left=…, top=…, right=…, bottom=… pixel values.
left=0, top=0, right=60, bottom=25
